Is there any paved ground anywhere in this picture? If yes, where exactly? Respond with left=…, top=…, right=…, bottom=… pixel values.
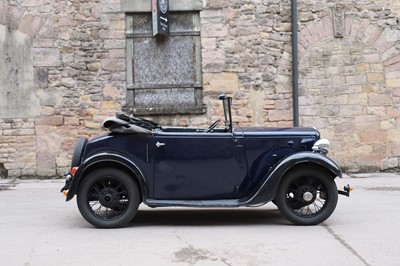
left=0, top=173, right=399, bottom=266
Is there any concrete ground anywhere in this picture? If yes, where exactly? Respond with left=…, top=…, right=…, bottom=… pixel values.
left=0, top=173, right=399, bottom=266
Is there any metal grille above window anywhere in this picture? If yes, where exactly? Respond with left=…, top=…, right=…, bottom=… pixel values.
left=126, top=12, right=205, bottom=115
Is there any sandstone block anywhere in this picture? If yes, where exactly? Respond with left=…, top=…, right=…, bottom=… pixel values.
left=345, top=75, right=367, bottom=85
left=201, top=38, right=217, bottom=49
left=36, top=16, right=55, bottom=38
left=268, top=110, right=292, bottom=122
left=104, top=40, right=125, bottom=49
left=367, top=72, right=384, bottom=82
left=103, top=4, right=121, bottom=13
left=360, top=130, right=386, bottom=143
left=390, top=141, right=400, bottom=156
left=205, top=0, right=229, bottom=9
left=203, top=73, right=238, bottom=92
left=110, top=20, right=125, bottom=30
left=18, top=14, right=44, bottom=37
left=202, top=49, right=226, bottom=72
left=386, top=79, right=400, bottom=87
left=383, top=53, right=400, bottom=67
left=340, top=105, right=362, bottom=117
left=385, top=63, right=400, bottom=72
left=87, top=62, right=101, bottom=71
left=387, top=129, right=400, bottom=142
left=0, top=136, right=17, bottom=143
left=356, top=63, right=369, bottom=72
left=102, top=101, right=120, bottom=110
left=108, top=49, right=126, bottom=59
left=368, top=93, right=392, bottom=106
left=102, top=59, right=126, bottom=71
left=334, top=122, right=355, bottom=134
left=35, top=116, right=64, bottom=126
left=355, top=115, right=379, bottom=129
left=202, top=24, right=228, bottom=38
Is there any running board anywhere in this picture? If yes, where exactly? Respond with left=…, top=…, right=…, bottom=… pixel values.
left=145, top=199, right=242, bottom=208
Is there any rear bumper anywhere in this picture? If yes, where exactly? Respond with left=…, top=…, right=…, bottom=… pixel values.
left=338, top=184, right=352, bottom=197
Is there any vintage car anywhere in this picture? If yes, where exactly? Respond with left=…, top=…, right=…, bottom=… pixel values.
left=61, top=95, right=351, bottom=228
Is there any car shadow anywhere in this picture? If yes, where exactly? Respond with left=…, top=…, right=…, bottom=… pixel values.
left=128, top=207, right=288, bottom=227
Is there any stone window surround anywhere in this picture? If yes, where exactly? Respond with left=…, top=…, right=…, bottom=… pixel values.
left=122, top=0, right=205, bottom=115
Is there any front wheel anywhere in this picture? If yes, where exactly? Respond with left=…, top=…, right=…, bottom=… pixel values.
left=276, top=168, right=338, bottom=225
left=77, top=168, right=140, bottom=228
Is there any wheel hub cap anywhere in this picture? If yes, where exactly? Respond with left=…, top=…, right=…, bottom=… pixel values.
left=99, top=189, right=118, bottom=208
left=303, top=191, right=314, bottom=202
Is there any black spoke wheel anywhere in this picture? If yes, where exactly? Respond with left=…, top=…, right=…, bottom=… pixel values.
left=276, top=168, right=338, bottom=225
left=77, top=168, right=140, bottom=228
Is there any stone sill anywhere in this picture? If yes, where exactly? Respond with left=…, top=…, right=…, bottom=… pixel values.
left=126, top=105, right=207, bottom=116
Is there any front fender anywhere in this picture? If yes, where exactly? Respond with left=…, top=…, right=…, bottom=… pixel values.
left=241, top=151, right=342, bottom=206
left=65, top=152, right=147, bottom=201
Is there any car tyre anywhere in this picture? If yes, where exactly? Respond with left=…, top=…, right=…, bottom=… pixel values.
left=276, top=167, right=338, bottom=225
left=77, top=168, right=140, bottom=228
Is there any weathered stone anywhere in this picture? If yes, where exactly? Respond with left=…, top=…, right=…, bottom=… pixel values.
left=367, top=72, right=384, bottom=82
left=34, top=68, right=49, bottom=88
left=103, top=84, right=120, bottom=100
left=202, top=49, right=226, bottom=72
left=6, top=6, right=24, bottom=30
left=36, top=153, right=56, bottom=176
left=87, top=62, right=101, bottom=71
left=202, top=24, right=228, bottom=38
left=33, top=48, right=61, bottom=67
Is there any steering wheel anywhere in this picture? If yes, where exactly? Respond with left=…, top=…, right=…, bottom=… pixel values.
left=206, top=119, right=221, bottom=133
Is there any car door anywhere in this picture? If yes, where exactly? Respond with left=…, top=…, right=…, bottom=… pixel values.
left=153, top=132, right=247, bottom=200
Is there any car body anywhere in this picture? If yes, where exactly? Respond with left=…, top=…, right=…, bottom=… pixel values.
left=62, top=96, right=350, bottom=228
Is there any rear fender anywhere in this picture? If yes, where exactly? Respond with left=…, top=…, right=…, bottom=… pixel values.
left=66, top=152, right=147, bottom=201
left=242, top=152, right=342, bottom=206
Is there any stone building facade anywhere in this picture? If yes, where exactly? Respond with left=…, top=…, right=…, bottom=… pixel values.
left=0, top=0, right=399, bottom=177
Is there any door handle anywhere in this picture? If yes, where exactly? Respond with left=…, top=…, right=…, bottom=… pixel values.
left=156, top=141, right=166, bottom=148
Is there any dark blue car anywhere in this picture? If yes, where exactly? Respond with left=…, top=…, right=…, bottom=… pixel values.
left=62, top=96, right=350, bottom=228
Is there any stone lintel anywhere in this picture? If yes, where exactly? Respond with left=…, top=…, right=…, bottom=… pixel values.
left=122, top=0, right=203, bottom=12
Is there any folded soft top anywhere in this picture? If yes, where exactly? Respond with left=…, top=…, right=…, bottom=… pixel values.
left=102, top=113, right=161, bottom=134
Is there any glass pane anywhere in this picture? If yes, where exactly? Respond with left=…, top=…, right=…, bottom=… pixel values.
left=133, top=36, right=195, bottom=85
left=135, top=88, right=196, bottom=108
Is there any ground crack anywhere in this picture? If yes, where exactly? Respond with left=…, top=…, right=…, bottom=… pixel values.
left=322, top=223, right=371, bottom=266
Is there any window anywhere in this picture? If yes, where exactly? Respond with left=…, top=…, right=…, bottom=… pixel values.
left=125, top=12, right=205, bottom=115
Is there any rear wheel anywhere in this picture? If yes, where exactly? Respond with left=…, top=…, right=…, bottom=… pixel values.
left=77, top=168, right=140, bottom=228
left=276, top=168, right=338, bottom=225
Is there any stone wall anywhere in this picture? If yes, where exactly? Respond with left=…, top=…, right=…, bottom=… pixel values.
left=0, top=0, right=399, bottom=177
